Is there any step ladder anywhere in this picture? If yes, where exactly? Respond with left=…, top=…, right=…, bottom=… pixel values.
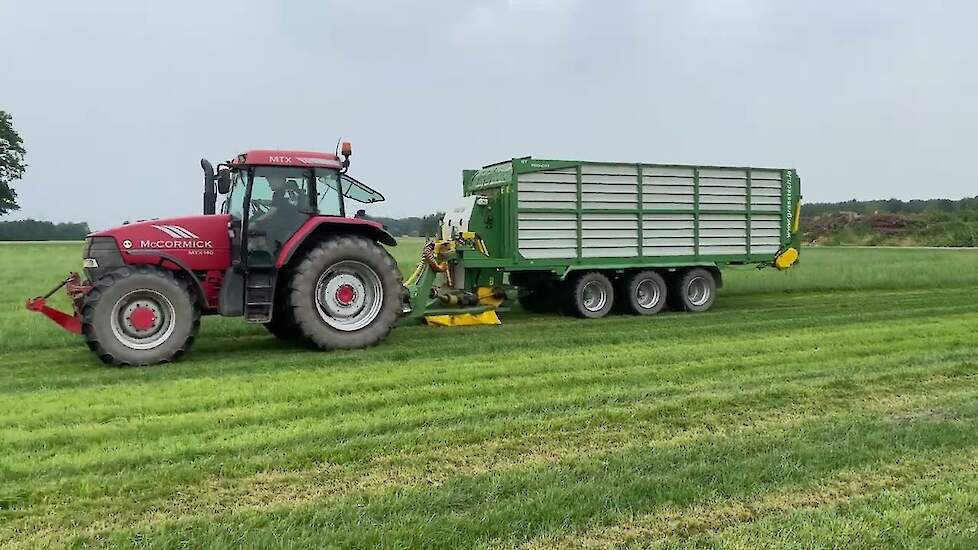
left=244, top=244, right=278, bottom=323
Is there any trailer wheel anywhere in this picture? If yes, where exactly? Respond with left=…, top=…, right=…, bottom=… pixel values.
left=81, top=265, right=199, bottom=366
left=622, top=270, right=667, bottom=315
left=288, top=235, right=403, bottom=350
left=568, top=272, right=614, bottom=319
left=670, top=268, right=716, bottom=313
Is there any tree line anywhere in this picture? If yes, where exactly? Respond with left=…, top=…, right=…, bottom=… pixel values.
left=0, top=219, right=91, bottom=241
left=803, top=196, right=978, bottom=217
left=368, top=212, right=445, bottom=237
left=0, top=215, right=446, bottom=241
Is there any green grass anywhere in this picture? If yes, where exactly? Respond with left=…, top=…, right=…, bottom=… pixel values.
left=2, top=242, right=978, bottom=548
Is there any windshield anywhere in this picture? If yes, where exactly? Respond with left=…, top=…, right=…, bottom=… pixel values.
left=251, top=167, right=313, bottom=214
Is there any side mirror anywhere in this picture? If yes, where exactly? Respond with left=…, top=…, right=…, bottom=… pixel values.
left=216, top=168, right=232, bottom=194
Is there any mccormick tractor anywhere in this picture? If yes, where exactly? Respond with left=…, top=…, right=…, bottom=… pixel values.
left=26, top=144, right=405, bottom=365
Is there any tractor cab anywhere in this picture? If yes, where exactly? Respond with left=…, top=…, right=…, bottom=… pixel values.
left=209, top=146, right=389, bottom=322
left=220, top=149, right=384, bottom=267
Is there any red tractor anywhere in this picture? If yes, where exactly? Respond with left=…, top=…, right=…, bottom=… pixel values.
left=26, top=144, right=405, bottom=365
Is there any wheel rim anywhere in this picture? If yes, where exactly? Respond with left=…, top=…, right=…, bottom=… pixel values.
left=581, top=280, right=608, bottom=312
left=635, top=278, right=661, bottom=309
left=315, top=260, right=384, bottom=331
left=686, top=276, right=711, bottom=307
left=109, top=289, right=176, bottom=350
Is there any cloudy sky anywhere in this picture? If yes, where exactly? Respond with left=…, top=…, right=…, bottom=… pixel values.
left=1, top=0, right=975, bottom=229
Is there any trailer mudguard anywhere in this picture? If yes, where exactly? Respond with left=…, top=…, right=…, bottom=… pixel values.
left=275, top=216, right=397, bottom=268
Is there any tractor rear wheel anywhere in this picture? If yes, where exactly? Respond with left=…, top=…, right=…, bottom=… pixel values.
left=288, top=235, right=403, bottom=350
left=81, top=265, right=199, bottom=366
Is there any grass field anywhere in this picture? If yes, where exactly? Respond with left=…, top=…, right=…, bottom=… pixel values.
left=2, top=242, right=978, bottom=548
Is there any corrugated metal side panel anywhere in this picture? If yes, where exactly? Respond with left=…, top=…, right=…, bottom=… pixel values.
left=582, top=213, right=637, bottom=257
left=514, top=161, right=789, bottom=262
left=698, top=169, right=748, bottom=211
left=642, top=166, right=695, bottom=210
left=642, top=214, right=694, bottom=256
left=517, top=168, right=576, bottom=210
left=517, top=212, right=577, bottom=259
left=750, top=213, right=782, bottom=254
left=698, top=214, right=747, bottom=254
left=580, top=165, right=638, bottom=210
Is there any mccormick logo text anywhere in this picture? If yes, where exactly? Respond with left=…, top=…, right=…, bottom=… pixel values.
left=141, top=225, right=214, bottom=254
left=139, top=240, right=214, bottom=249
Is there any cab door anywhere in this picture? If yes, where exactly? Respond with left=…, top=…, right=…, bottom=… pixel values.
left=237, top=167, right=314, bottom=321
left=243, top=168, right=313, bottom=267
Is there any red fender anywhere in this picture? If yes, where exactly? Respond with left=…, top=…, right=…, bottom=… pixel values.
left=275, top=216, right=397, bottom=268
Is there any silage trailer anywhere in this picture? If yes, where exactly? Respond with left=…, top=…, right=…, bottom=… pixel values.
left=405, top=157, right=801, bottom=324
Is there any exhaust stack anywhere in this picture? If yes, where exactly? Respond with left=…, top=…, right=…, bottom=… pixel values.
left=200, top=158, right=216, bottom=215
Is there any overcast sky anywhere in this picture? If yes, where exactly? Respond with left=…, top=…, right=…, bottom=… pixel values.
left=1, top=0, right=975, bottom=230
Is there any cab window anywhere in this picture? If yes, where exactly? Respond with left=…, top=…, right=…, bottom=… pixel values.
left=250, top=167, right=313, bottom=214
left=341, top=174, right=384, bottom=204
left=226, top=171, right=248, bottom=219
left=316, top=169, right=343, bottom=216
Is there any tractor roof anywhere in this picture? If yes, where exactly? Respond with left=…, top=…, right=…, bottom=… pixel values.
left=234, top=149, right=343, bottom=169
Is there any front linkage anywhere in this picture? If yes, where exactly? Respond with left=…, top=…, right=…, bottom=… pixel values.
left=25, top=273, right=91, bottom=334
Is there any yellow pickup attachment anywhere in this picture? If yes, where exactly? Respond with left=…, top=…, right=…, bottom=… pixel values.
left=423, top=287, right=505, bottom=326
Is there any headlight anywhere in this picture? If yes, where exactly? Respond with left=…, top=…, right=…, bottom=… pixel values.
left=83, top=258, right=99, bottom=268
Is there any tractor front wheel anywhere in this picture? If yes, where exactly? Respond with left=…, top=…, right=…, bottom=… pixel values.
left=288, top=235, right=403, bottom=350
left=81, top=265, right=199, bottom=366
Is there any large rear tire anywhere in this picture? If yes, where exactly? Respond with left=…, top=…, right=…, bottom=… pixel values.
left=81, top=265, right=199, bottom=366
left=288, top=235, right=403, bottom=350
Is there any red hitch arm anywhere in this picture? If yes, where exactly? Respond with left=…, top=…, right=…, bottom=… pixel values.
left=25, top=274, right=85, bottom=335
